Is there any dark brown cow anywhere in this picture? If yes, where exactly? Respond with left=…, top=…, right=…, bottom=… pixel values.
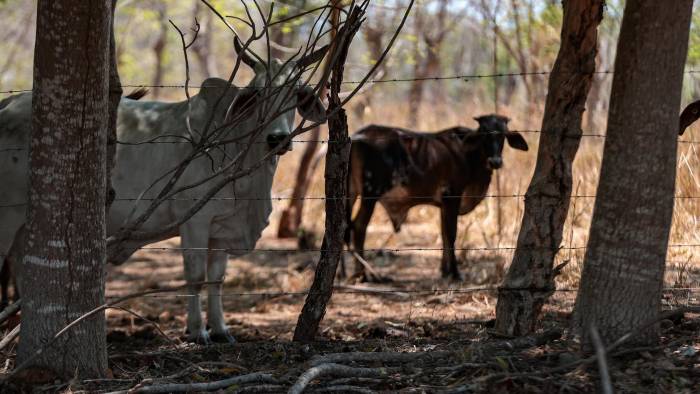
left=345, top=115, right=528, bottom=281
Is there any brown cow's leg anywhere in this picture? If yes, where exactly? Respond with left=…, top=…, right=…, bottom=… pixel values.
left=440, top=198, right=462, bottom=280
left=351, top=199, right=384, bottom=282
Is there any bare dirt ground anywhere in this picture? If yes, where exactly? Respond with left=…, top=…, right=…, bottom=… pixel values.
left=2, top=223, right=699, bottom=393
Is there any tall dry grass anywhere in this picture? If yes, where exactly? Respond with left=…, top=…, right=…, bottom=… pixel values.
left=265, top=94, right=700, bottom=290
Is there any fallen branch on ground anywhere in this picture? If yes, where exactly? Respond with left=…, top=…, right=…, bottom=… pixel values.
left=289, top=363, right=397, bottom=394
left=333, top=284, right=409, bottom=299
left=0, top=301, right=20, bottom=327
left=350, top=251, right=393, bottom=283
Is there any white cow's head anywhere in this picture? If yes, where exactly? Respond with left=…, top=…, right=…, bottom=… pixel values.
left=199, top=39, right=328, bottom=158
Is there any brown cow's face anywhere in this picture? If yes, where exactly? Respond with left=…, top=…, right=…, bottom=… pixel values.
left=470, top=115, right=528, bottom=170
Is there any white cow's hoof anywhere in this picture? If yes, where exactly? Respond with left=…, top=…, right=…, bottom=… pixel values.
left=186, top=329, right=211, bottom=345
left=210, top=329, right=237, bottom=344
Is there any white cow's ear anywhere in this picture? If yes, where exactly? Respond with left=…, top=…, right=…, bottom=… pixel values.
left=200, top=78, right=238, bottom=107
left=297, top=86, right=326, bottom=123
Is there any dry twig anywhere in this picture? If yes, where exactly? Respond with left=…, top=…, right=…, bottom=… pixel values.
left=590, top=325, right=614, bottom=394
left=0, top=324, right=19, bottom=352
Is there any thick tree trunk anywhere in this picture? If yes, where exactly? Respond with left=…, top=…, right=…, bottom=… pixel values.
left=495, top=0, right=604, bottom=336
left=17, top=0, right=111, bottom=379
left=293, top=7, right=362, bottom=342
left=573, top=0, right=693, bottom=348
left=277, top=0, right=340, bottom=239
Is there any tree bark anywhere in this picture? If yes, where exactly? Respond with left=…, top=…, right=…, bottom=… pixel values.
left=277, top=0, right=340, bottom=239
left=107, top=0, right=121, bottom=209
left=495, top=0, right=604, bottom=336
left=293, top=6, right=363, bottom=342
left=573, top=0, right=693, bottom=348
left=16, top=0, right=111, bottom=380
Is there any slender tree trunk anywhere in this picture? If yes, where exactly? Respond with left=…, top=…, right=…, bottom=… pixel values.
left=277, top=0, right=340, bottom=239
left=573, top=0, right=693, bottom=348
left=293, top=6, right=363, bottom=342
left=495, top=0, right=604, bottom=336
left=192, top=0, right=218, bottom=78
left=151, top=2, right=168, bottom=99
left=107, top=0, right=121, bottom=209
left=17, top=0, right=111, bottom=379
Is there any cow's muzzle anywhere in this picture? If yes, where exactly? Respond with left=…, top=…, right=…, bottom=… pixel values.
left=487, top=157, right=503, bottom=170
left=267, top=133, right=292, bottom=154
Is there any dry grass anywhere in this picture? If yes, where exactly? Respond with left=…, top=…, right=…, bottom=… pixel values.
left=269, top=98, right=700, bottom=292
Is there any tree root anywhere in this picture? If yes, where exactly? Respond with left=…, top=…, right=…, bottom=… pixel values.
left=111, top=372, right=278, bottom=393
left=288, top=363, right=396, bottom=394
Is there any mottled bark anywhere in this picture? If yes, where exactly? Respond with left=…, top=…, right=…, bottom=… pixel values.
left=495, top=0, right=604, bottom=336
left=573, top=0, right=693, bottom=348
left=293, top=6, right=363, bottom=342
left=277, top=0, right=340, bottom=239
left=16, top=0, right=111, bottom=379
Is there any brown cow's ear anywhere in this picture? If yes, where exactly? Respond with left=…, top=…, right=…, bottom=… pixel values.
left=505, top=131, right=528, bottom=151
left=679, top=100, right=700, bottom=135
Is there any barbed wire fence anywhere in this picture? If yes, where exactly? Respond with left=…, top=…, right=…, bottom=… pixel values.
left=2, top=20, right=700, bottom=336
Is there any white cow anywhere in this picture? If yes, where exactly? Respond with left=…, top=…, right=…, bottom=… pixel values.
left=0, top=42, right=327, bottom=343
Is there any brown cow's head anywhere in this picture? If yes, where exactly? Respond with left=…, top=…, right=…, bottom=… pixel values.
left=464, top=115, right=528, bottom=170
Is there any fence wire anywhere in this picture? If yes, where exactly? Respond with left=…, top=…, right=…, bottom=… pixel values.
left=3, top=71, right=700, bottom=306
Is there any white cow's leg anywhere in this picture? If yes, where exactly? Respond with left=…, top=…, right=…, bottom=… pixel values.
left=207, top=241, right=235, bottom=343
left=181, top=222, right=210, bottom=344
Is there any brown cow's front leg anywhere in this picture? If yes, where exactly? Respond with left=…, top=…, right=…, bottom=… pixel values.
left=350, top=199, right=390, bottom=283
left=440, top=197, right=462, bottom=281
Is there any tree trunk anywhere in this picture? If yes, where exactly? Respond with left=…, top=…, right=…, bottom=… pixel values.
left=151, top=2, right=168, bottom=99
left=495, top=0, right=604, bottom=336
left=191, top=0, right=218, bottom=78
left=293, top=6, right=362, bottom=342
left=277, top=0, right=340, bottom=239
left=573, top=0, right=693, bottom=348
left=107, top=0, right=121, bottom=209
left=17, top=0, right=111, bottom=379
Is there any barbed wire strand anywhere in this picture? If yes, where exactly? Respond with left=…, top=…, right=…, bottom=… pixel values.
left=108, top=285, right=700, bottom=300
left=8, top=192, right=700, bottom=208
left=5, top=68, right=700, bottom=96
